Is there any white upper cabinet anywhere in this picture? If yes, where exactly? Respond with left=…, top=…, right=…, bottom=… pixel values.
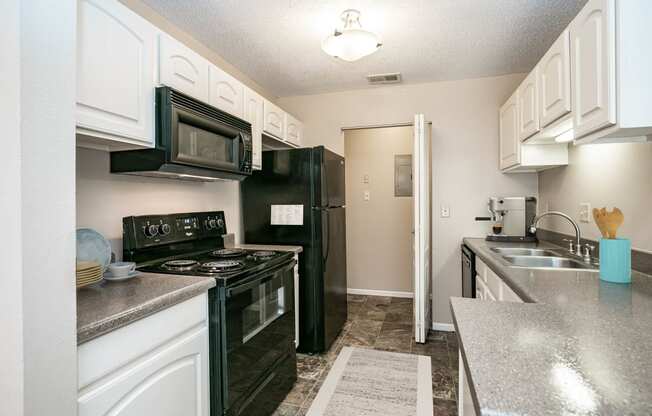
left=208, top=65, right=244, bottom=118
left=285, top=113, right=303, bottom=147
left=539, top=29, right=571, bottom=128
left=500, top=91, right=520, bottom=169
left=244, top=88, right=264, bottom=170
left=570, top=0, right=616, bottom=140
left=501, top=88, right=567, bottom=172
left=158, top=34, right=209, bottom=102
left=517, top=68, right=540, bottom=141
left=571, top=0, right=652, bottom=144
left=263, top=100, right=286, bottom=140
left=76, top=0, right=156, bottom=147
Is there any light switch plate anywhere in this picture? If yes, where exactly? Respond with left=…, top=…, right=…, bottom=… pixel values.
left=364, top=190, right=370, bottom=201
left=363, top=174, right=369, bottom=184
left=441, top=205, right=450, bottom=218
left=579, top=202, right=591, bottom=223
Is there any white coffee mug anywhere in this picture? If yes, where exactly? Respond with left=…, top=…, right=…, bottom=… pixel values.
left=108, top=261, right=136, bottom=277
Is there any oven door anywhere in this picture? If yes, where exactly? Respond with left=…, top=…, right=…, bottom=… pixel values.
left=222, top=260, right=296, bottom=414
left=170, top=106, right=246, bottom=173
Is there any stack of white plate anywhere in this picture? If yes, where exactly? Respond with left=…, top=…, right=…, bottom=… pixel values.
left=76, top=261, right=103, bottom=288
left=76, top=228, right=111, bottom=289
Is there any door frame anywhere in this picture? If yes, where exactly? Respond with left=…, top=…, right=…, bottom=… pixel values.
left=412, top=114, right=432, bottom=344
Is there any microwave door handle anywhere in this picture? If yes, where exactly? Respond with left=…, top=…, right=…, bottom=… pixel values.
left=238, top=133, right=246, bottom=170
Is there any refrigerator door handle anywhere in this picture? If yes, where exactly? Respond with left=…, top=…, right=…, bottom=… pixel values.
left=322, top=209, right=330, bottom=266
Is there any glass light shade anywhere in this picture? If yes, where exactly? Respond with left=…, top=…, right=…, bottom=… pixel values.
left=321, top=10, right=381, bottom=62
left=321, top=29, right=381, bottom=62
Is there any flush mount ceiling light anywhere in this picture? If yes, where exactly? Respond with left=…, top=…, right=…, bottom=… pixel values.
left=321, top=9, right=382, bottom=62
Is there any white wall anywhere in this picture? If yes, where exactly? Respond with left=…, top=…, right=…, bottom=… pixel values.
left=279, top=74, right=539, bottom=325
left=77, top=148, right=243, bottom=257
left=0, top=1, right=23, bottom=414
left=344, top=126, right=414, bottom=293
left=539, top=142, right=652, bottom=252
left=21, top=1, right=78, bottom=414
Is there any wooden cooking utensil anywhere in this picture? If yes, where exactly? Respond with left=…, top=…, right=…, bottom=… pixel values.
left=592, top=208, right=608, bottom=238
left=593, top=207, right=624, bottom=239
left=605, top=207, right=624, bottom=239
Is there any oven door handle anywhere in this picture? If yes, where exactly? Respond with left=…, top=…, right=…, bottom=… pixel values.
left=226, top=260, right=295, bottom=297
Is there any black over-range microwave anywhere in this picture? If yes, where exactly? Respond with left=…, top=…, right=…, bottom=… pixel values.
left=111, top=86, right=252, bottom=181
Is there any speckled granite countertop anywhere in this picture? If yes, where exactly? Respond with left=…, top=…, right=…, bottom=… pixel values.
left=452, top=238, right=652, bottom=416
left=233, top=243, right=303, bottom=253
left=77, top=273, right=215, bottom=345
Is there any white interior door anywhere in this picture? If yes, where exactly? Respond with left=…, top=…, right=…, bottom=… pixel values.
left=413, top=114, right=432, bottom=343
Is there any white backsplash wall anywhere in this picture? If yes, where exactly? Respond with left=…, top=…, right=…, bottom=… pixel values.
left=538, top=141, right=652, bottom=252
left=76, top=147, right=242, bottom=259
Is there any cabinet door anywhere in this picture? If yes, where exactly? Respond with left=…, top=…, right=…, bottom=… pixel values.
left=570, top=0, right=616, bottom=138
left=499, top=91, right=520, bottom=169
left=539, top=29, right=571, bottom=127
left=76, top=0, right=155, bottom=146
left=244, top=88, right=264, bottom=169
left=208, top=65, right=244, bottom=118
left=517, top=68, right=540, bottom=141
left=285, top=113, right=303, bottom=147
left=263, top=100, right=285, bottom=140
left=159, top=34, right=209, bottom=102
left=78, top=326, right=209, bottom=416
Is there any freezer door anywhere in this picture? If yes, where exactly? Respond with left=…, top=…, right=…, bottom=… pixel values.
left=313, top=147, right=345, bottom=208
left=318, top=207, right=348, bottom=350
left=241, top=149, right=314, bottom=245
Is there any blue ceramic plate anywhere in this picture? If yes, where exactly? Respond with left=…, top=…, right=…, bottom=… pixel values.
left=76, top=228, right=111, bottom=272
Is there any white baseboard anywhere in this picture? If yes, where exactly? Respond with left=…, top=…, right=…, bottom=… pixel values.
left=431, top=322, right=455, bottom=332
left=347, top=288, right=413, bottom=298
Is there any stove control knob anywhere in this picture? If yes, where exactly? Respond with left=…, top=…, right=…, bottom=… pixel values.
left=217, top=218, right=225, bottom=228
left=159, top=223, right=171, bottom=236
left=144, top=224, right=159, bottom=238
left=207, top=219, right=217, bottom=229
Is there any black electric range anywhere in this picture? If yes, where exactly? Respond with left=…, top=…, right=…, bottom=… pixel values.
left=139, top=247, right=294, bottom=280
left=123, top=211, right=297, bottom=416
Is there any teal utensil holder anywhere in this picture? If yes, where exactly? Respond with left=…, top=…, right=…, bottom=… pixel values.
left=599, top=238, right=631, bottom=284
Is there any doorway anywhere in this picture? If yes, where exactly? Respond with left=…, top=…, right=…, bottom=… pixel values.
left=343, top=125, right=415, bottom=296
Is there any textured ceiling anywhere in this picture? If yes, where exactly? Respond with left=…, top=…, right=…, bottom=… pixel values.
left=142, top=0, right=587, bottom=97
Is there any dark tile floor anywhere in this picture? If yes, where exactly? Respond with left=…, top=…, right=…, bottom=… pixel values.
left=272, top=295, right=459, bottom=416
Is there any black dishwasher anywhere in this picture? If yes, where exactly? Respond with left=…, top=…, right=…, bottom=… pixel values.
left=461, top=244, right=476, bottom=298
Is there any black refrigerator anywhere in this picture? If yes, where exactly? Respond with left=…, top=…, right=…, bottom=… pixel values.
left=241, top=146, right=347, bottom=353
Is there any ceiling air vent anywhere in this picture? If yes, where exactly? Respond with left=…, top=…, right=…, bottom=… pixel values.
left=366, top=72, right=402, bottom=85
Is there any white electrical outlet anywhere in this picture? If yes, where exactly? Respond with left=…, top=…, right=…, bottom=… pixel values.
left=441, top=205, right=450, bottom=218
left=364, top=190, right=370, bottom=201
left=363, top=174, right=369, bottom=184
left=579, top=202, right=591, bottom=223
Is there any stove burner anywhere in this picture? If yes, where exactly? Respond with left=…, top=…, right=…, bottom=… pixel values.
left=212, top=248, right=247, bottom=258
left=162, top=259, right=198, bottom=270
left=200, top=260, right=245, bottom=272
left=251, top=251, right=277, bottom=261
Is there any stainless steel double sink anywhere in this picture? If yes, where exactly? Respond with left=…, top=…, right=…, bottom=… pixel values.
left=490, top=247, right=598, bottom=271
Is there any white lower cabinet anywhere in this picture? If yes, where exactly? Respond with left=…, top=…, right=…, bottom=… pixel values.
left=77, top=294, right=210, bottom=416
left=475, top=258, right=523, bottom=303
